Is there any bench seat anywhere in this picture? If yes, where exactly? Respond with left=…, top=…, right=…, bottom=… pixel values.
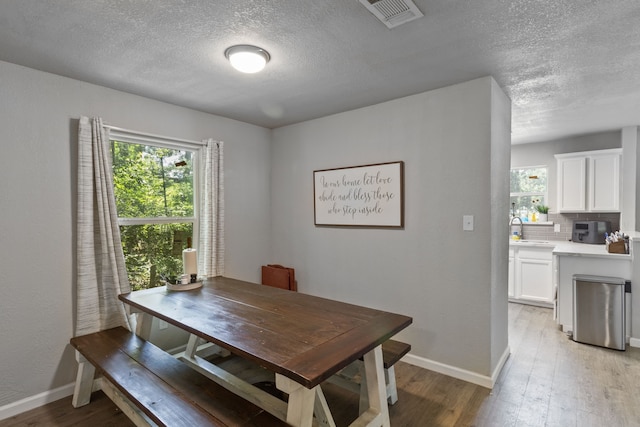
left=70, top=327, right=288, bottom=427
left=379, top=339, right=411, bottom=370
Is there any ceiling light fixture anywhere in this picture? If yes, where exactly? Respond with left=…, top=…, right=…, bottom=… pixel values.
left=224, top=45, right=270, bottom=74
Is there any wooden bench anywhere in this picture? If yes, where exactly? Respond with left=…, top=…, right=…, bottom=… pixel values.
left=329, top=339, right=411, bottom=411
left=70, top=327, right=288, bottom=427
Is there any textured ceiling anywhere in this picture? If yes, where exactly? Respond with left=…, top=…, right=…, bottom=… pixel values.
left=1, top=1, right=639, bottom=144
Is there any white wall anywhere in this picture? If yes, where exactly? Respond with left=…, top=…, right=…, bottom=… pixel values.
left=270, top=77, right=510, bottom=383
left=0, top=61, right=511, bottom=413
left=490, top=79, right=512, bottom=371
left=621, top=126, right=639, bottom=232
left=0, top=60, right=271, bottom=410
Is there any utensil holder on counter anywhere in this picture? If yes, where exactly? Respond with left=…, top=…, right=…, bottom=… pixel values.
left=606, top=240, right=627, bottom=254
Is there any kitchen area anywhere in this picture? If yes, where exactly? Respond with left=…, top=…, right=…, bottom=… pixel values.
left=510, top=128, right=640, bottom=350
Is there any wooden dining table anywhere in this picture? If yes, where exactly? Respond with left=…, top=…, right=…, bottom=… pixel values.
left=119, top=276, right=412, bottom=427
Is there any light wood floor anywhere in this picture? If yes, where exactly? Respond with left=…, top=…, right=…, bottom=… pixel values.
left=3, top=303, right=640, bottom=426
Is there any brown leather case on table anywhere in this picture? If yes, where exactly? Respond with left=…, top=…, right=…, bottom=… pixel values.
left=261, top=264, right=297, bottom=291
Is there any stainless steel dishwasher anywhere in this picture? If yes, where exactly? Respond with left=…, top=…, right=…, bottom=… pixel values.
left=572, top=274, right=626, bottom=350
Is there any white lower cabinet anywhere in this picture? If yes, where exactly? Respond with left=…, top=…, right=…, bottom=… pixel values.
left=509, top=245, right=554, bottom=307
left=508, top=248, right=515, bottom=298
left=518, top=257, right=553, bottom=302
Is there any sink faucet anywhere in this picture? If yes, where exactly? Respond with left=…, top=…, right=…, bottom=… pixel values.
left=510, top=216, right=523, bottom=240
left=509, top=203, right=523, bottom=240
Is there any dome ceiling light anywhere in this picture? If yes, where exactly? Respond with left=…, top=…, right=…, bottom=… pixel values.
left=224, top=45, right=270, bottom=74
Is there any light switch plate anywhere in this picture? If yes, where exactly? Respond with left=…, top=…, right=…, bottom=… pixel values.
left=463, top=215, right=474, bottom=231
left=554, top=223, right=561, bottom=233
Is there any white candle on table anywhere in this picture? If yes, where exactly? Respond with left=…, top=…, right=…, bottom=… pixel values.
left=182, top=248, right=197, bottom=276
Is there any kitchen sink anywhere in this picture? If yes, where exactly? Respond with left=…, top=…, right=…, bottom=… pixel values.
left=510, top=239, right=553, bottom=245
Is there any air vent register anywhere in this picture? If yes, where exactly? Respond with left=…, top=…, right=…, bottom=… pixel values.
left=359, top=0, right=424, bottom=29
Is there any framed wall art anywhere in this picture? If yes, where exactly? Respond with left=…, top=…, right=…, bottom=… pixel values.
left=313, top=161, right=404, bottom=227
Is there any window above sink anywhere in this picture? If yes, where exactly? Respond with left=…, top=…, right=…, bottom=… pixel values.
left=510, top=166, right=548, bottom=222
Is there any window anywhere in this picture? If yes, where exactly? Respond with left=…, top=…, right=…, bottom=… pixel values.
left=111, top=138, right=197, bottom=290
left=510, top=166, right=548, bottom=220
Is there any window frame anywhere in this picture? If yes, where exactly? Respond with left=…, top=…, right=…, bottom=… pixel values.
left=510, top=165, right=548, bottom=216
left=109, top=128, right=204, bottom=287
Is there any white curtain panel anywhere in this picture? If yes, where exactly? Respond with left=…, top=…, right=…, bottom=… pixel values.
left=76, top=116, right=131, bottom=336
left=198, top=139, right=225, bottom=277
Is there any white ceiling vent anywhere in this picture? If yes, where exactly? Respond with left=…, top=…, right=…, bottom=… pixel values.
left=359, top=0, right=424, bottom=29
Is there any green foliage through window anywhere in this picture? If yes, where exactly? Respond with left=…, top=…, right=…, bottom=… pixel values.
left=111, top=140, right=196, bottom=290
left=510, top=167, right=548, bottom=220
left=111, top=142, right=194, bottom=218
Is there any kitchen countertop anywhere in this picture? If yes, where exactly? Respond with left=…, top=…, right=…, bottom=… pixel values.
left=509, top=239, right=632, bottom=259
left=552, top=241, right=631, bottom=259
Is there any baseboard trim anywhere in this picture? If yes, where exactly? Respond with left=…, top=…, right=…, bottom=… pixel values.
left=492, top=346, right=511, bottom=386
left=3, top=347, right=516, bottom=419
left=629, top=337, right=640, bottom=348
left=0, top=382, right=75, bottom=421
left=402, top=346, right=510, bottom=390
left=508, top=298, right=554, bottom=309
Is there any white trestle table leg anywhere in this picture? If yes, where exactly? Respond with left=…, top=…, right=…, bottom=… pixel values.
left=357, top=344, right=390, bottom=427
left=185, top=333, right=201, bottom=358
left=314, top=386, right=337, bottom=427
left=358, top=361, right=369, bottom=415
left=275, top=374, right=316, bottom=427
left=134, top=312, right=153, bottom=340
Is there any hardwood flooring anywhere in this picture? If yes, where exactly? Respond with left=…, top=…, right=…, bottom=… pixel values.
left=479, top=303, right=640, bottom=427
left=3, top=303, right=640, bottom=426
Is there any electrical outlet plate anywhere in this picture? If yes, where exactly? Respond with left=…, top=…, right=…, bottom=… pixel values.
left=554, top=223, right=561, bottom=233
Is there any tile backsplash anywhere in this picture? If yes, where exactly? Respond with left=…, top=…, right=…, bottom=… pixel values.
left=521, top=213, right=620, bottom=242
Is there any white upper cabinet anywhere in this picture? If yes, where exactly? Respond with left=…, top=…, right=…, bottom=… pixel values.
left=555, top=149, right=622, bottom=213
left=556, top=156, right=586, bottom=211
left=589, top=152, right=621, bottom=211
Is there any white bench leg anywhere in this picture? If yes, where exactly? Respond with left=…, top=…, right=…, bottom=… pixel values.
left=385, top=365, right=398, bottom=405
left=72, top=351, right=96, bottom=408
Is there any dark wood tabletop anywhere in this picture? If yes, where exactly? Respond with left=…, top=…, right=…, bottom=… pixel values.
left=119, top=276, right=412, bottom=389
